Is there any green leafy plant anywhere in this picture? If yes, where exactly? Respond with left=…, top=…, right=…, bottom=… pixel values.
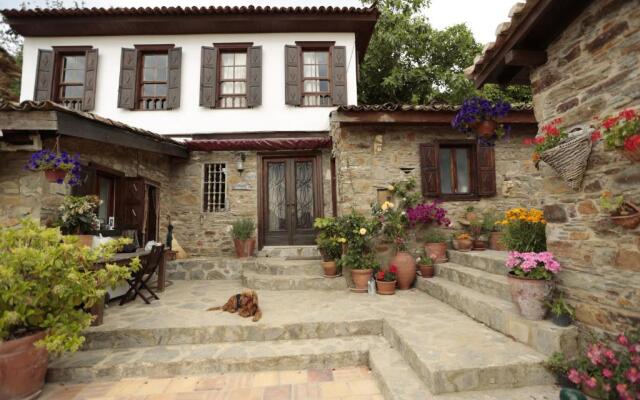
left=387, top=177, right=421, bottom=209
left=231, top=218, right=255, bottom=240
left=415, top=248, right=434, bottom=266
left=547, top=296, right=575, bottom=318
left=599, top=192, right=636, bottom=216
left=334, top=211, right=381, bottom=254
left=58, top=195, right=101, bottom=234
left=371, top=200, right=408, bottom=251
left=545, top=352, right=570, bottom=377
left=422, top=229, right=446, bottom=243
left=337, top=251, right=379, bottom=270
left=314, top=217, right=342, bottom=261
left=0, top=219, right=138, bottom=355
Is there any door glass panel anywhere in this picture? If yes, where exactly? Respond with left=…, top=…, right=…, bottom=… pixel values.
left=439, top=150, right=452, bottom=194
left=455, top=148, right=471, bottom=193
left=295, top=161, right=314, bottom=229
left=267, top=162, right=286, bottom=232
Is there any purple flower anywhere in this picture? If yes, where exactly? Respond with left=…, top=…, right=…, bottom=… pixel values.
left=406, top=201, right=450, bottom=226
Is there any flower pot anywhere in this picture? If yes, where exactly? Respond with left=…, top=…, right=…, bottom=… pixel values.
left=489, top=232, right=506, bottom=251
left=473, top=239, right=487, bottom=251
left=376, top=280, right=396, bottom=295
left=456, top=239, right=473, bottom=251
left=473, top=120, right=498, bottom=138
left=424, top=242, right=447, bottom=263
left=551, top=313, right=573, bottom=327
left=391, top=251, right=416, bottom=290
left=0, top=330, right=48, bottom=400
left=507, top=274, right=555, bottom=320
left=418, top=265, right=434, bottom=278
left=465, top=211, right=478, bottom=222
left=44, top=168, right=68, bottom=183
left=233, top=238, right=256, bottom=258
left=351, top=269, right=372, bottom=293
left=322, top=261, right=337, bottom=277
left=610, top=202, right=640, bottom=229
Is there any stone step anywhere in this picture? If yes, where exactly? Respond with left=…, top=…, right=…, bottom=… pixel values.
left=245, top=258, right=324, bottom=276
left=83, top=319, right=382, bottom=350
left=242, top=272, right=348, bottom=291
left=416, top=277, right=578, bottom=357
left=447, top=250, right=508, bottom=276
left=257, top=245, right=320, bottom=259
left=436, top=262, right=512, bottom=301
left=166, top=257, right=248, bottom=280
left=48, top=336, right=382, bottom=383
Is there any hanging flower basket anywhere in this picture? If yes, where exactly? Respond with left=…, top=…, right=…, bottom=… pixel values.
left=25, top=138, right=82, bottom=185
left=472, top=120, right=499, bottom=139
left=452, top=97, right=512, bottom=141
left=538, top=131, right=593, bottom=191
left=44, top=169, right=69, bottom=183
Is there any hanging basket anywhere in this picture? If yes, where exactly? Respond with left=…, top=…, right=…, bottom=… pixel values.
left=538, top=132, right=593, bottom=190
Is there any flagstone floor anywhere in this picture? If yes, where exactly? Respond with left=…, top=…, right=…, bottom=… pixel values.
left=41, top=367, right=382, bottom=400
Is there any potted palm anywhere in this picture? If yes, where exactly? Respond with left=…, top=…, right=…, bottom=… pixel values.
left=314, top=217, right=342, bottom=277
left=58, top=195, right=101, bottom=247
left=0, top=220, right=135, bottom=400
left=375, top=265, right=398, bottom=295
left=599, top=192, right=640, bottom=230
left=231, top=218, right=256, bottom=258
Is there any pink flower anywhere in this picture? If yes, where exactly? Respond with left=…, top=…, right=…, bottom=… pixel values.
left=617, top=383, right=628, bottom=396
left=603, top=368, right=614, bottom=379
left=626, top=367, right=640, bottom=383
left=619, top=334, right=630, bottom=346
left=603, top=383, right=611, bottom=392
left=584, top=377, right=598, bottom=389
left=632, top=355, right=640, bottom=366
left=568, top=369, right=582, bottom=384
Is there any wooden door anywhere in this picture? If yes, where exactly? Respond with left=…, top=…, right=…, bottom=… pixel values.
left=261, top=155, right=321, bottom=246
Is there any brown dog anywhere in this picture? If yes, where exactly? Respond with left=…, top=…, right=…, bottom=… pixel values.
left=206, top=289, right=262, bottom=322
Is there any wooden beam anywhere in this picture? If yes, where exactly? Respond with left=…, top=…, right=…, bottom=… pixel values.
left=0, top=111, right=58, bottom=130
left=331, top=110, right=537, bottom=125
left=505, top=49, right=547, bottom=67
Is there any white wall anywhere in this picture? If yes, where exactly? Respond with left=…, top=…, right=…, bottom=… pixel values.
left=21, top=32, right=358, bottom=135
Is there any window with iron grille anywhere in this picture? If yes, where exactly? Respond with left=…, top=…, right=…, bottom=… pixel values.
left=203, top=163, right=227, bottom=212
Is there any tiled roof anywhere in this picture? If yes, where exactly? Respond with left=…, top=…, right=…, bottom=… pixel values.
left=0, top=100, right=185, bottom=147
left=1, top=5, right=377, bottom=18
left=336, top=103, right=534, bottom=112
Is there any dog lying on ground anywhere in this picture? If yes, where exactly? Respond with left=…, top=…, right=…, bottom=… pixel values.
left=206, top=289, right=262, bottom=322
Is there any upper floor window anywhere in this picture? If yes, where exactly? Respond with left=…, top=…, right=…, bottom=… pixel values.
left=302, top=50, right=330, bottom=106
left=139, top=52, right=169, bottom=110
left=219, top=51, right=247, bottom=108
left=56, top=53, right=86, bottom=109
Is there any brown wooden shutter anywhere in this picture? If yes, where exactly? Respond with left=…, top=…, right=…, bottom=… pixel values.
left=285, top=45, right=301, bottom=106
left=167, top=47, right=182, bottom=109
left=247, top=46, right=262, bottom=107
left=72, top=165, right=97, bottom=196
left=477, top=143, right=497, bottom=196
left=118, top=48, right=138, bottom=110
left=118, top=177, right=147, bottom=235
left=82, top=49, right=98, bottom=111
left=200, top=46, right=217, bottom=108
left=331, top=46, right=347, bottom=106
left=420, top=143, right=439, bottom=197
left=34, top=49, right=54, bottom=101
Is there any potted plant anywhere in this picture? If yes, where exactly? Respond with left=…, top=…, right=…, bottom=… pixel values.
left=464, top=206, right=478, bottom=222
left=339, top=252, right=379, bottom=293
left=505, top=251, right=562, bottom=320
left=545, top=352, right=575, bottom=389
left=422, top=229, right=448, bottom=262
left=498, top=207, right=547, bottom=252
left=598, top=108, right=640, bottom=162
left=454, top=233, right=473, bottom=251
left=58, top=195, right=101, bottom=247
left=469, top=218, right=488, bottom=250
left=231, top=218, right=256, bottom=258
left=599, top=192, right=640, bottom=230
left=452, top=97, right=511, bottom=139
left=375, top=265, right=398, bottom=295
left=335, top=211, right=381, bottom=292
left=565, top=327, right=640, bottom=399
left=314, top=217, right=342, bottom=277
left=482, top=209, right=505, bottom=250
left=416, top=249, right=435, bottom=278
left=0, top=220, right=135, bottom=400
left=548, top=295, right=575, bottom=327
left=25, top=148, right=82, bottom=185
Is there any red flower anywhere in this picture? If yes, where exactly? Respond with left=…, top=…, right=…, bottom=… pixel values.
left=546, top=125, right=560, bottom=136
left=619, top=108, right=637, bottom=121
left=534, top=136, right=545, bottom=145
left=389, top=265, right=398, bottom=274
left=591, top=130, right=602, bottom=142
left=603, top=116, right=619, bottom=130
left=376, top=271, right=385, bottom=280
left=523, top=138, right=534, bottom=145
left=624, top=135, right=640, bottom=152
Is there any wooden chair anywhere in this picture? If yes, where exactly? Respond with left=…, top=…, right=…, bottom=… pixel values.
left=120, top=244, right=164, bottom=305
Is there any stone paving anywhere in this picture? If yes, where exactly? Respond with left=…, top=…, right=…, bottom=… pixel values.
left=41, top=367, right=383, bottom=399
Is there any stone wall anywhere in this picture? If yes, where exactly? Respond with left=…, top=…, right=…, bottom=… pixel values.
left=0, top=149, right=43, bottom=226
left=529, top=0, right=640, bottom=336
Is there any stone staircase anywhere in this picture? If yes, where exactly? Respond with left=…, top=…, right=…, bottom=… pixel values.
left=416, top=250, right=578, bottom=357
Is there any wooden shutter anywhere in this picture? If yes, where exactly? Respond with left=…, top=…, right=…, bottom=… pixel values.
left=420, top=143, right=439, bottom=197
left=118, top=178, right=148, bottom=238
left=82, top=49, right=99, bottom=111
left=34, top=49, right=54, bottom=101
left=200, top=46, right=217, bottom=108
left=72, top=165, right=97, bottom=196
left=284, top=45, right=301, bottom=106
left=167, top=47, right=182, bottom=109
left=477, top=143, right=497, bottom=196
left=117, top=48, right=138, bottom=110
left=331, top=46, right=347, bottom=106
left=247, top=46, right=262, bottom=107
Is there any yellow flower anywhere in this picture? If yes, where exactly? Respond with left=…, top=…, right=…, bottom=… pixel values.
left=359, top=228, right=367, bottom=235
left=338, top=237, right=347, bottom=243
left=387, top=185, right=395, bottom=192
left=381, top=201, right=395, bottom=211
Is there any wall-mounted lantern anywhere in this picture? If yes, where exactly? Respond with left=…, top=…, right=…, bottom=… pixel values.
left=237, top=152, right=246, bottom=173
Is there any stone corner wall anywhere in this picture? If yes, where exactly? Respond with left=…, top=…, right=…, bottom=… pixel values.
left=529, top=0, right=640, bottom=337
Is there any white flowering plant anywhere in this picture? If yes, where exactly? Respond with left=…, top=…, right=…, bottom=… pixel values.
left=58, top=195, right=101, bottom=234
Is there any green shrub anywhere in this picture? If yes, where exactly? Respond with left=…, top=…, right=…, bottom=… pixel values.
left=314, top=217, right=342, bottom=261
left=231, top=218, right=255, bottom=240
left=334, top=211, right=381, bottom=254
left=0, top=219, right=138, bottom=355
left=338, top=251, right=379, bottom=270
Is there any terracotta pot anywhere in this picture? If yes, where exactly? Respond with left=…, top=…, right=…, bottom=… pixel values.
left=611, top=202, right=640, bottom=229
left=465, top=211, right=478, bottom=222
left=507, top=274, right=555, bottom=320
left=456, top=239, right=473, bottom=251
left=392, top=251, right=416, bottom=290
left=351, top=269, right=372, bottom=293
left=233, top=238, right=256, bottom=258
left=473, top=120, right=498, bottom=138
left=418, top=264, right=434, bottom=278
left=44, top=168, right=67, bottom=183
left=488, top=232, right=506, bottom=251
left=0, top=330, right=48, bottom=400
left=376, top=280, right=396, bottom=295
left=322, top=261, right=337, bottom=277
left=75, top=234, right=94, bottom=248
left=473, top=240, right=487, bottom=251
left=424, top=242, right=447, bottom=263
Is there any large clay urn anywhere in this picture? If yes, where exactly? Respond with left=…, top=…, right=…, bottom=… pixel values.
left=391, top=251, right=416, bottom=290
left=351, top=269, right=372, bottom=293
left=424, top=242, right=447, bottom=263
left=507, top=274, right=555, bottom=320
left=0, top=330, right=48, bottom=400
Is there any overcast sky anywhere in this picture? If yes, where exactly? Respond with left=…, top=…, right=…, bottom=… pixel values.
left=0, top=0, right=516, bottom=44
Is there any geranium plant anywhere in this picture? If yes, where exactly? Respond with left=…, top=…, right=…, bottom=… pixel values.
left=524, top=118, right=569, bottom=162
left=598, top=108, right=640, bottom=156
left=566, top=327, right=640, bottom=399
left=406, top=201, right=451, bottom=227
left=498, top=208, right=547, bottom=252
left=0, top=219, right=139, bottom=355
left=59, top=195, right=101, bottom=234
left=506, top=251, right=561, bottom=280
left=375, top=265, right=398, bottom=282
left=452, top=97, right=511, bottom=138
left=25, top=149, right=82, bottom=185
